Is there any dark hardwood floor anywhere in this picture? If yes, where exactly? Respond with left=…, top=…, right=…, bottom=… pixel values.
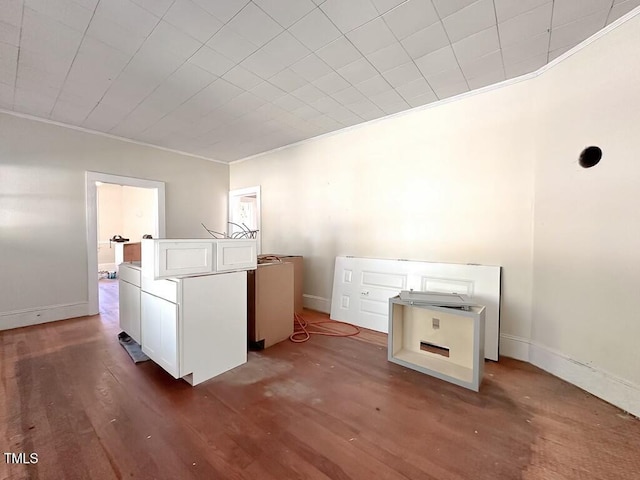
left=1, top=279, right=639, bottom=479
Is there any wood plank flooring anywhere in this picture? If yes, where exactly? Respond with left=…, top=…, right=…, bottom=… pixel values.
left=1, top=279, right=639, bottom=479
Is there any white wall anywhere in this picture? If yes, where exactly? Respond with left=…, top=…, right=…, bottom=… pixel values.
left=231, top=77, right=537, bottom=344
left=531, top=15, right=640, bottom=408
left=0, top=112, right=229, bottom=326
left=231, top=13, right=640, bottom=415
left=121, top=185, right=156, bottom=241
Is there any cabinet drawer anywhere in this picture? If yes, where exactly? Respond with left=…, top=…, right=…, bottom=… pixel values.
left=119, top=264, right=141, bottom=287
left=141, top=276, right=178, bottom=303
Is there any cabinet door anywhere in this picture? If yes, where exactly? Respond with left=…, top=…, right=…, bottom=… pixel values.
left=118, top=279, right=141, bottom=344
left=141, top=292, right=179, bottom=378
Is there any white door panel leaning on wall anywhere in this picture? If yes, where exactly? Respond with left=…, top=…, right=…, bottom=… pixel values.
left=330, top=256, right=501, bottom=361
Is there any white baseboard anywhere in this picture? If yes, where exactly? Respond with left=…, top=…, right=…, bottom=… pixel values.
left=303, top=294, right=331, bottom=314
left=529, top=342, right=640, bottom=418
left=0, top=302, right=90, bottom=331
left=500, top=333, right=639, bottom=418
left=499, top=333, right=531, bottom=362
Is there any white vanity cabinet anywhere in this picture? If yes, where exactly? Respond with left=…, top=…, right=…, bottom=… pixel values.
left=121, top=238, right=257, bottom=386
left=140, top=271, right=248, bottom=385
left=118, top=263, right=141, bottom=344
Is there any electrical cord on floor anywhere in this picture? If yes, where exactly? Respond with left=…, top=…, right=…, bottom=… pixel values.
left=289, top=312, right=360, bottom=343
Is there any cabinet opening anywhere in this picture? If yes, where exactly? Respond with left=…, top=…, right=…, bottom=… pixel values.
left=420, top=341, right=450, bottom=358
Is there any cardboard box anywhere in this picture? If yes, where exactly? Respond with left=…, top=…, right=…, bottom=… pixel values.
left=265, top=255, right=303, bottom=314
left=247, top=261, right=294, bottom=349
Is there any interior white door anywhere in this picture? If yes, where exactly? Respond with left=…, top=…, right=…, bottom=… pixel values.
left=330, top=256, right=501, bottom=360
left=141, top=291, right=179, bottom=378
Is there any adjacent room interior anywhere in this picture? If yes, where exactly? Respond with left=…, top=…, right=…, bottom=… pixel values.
left=1, top=1, right=640, bottom=478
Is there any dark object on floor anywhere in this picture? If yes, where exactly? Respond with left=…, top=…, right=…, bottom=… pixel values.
left=118, top=332, right=149, bottom=363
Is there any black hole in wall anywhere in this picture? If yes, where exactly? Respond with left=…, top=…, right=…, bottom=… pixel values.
left=579, top=146, right=602, bottom=168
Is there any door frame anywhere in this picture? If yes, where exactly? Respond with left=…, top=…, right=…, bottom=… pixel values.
left=86, top=171, right=166, bottom=315
left=229, top=185, right=261, bottom=254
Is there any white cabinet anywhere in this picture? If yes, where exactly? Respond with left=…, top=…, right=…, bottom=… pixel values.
left=118, top=264, right=141, bottom=344
left=141, top=291, right=179, bottom=378
left=142, top=238, right=256, bottom=280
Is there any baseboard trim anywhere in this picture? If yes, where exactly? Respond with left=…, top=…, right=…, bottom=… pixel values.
left=303, top=294, right=331, bottom=314
left=529, top=342, right=640, bottom=418
left=0, top=302, right=90, bottom=331
left=499, top=333, right=531, bottom=362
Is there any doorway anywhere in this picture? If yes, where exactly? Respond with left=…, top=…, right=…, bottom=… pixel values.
left=229, top=186, right=261, bottom=254
left=86, top=172, right=166, bottom=316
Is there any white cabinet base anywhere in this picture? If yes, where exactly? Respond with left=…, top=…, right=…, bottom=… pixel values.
left=388, top=297, right=485, bottom=391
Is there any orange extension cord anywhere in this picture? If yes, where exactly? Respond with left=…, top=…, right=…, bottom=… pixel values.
left=289, top=312, right=360, bottom=343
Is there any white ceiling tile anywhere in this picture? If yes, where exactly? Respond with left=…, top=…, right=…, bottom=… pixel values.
left=494, top=0, right=550, bottom=23
left=188, top=46, right=235, bottom=76
left=310, top=95, right=342, bottom=113
left=382, top=0, right=440, bottom=40
left=367, top=43, right=411, bottom=72
left=191, top=0, right=249, bottom=23
left=346, top=17, right=397, bottom=56
left=25, top=0, right=94, bottom=32
left=291, top=53, right=333, bottom=81
left=370, top=0, right=406, bottom=15
left=274, top=94, right=306, bottom=111
left=21, top=7, right=84, bottom=59
left=128, top=0, right=171, bottom=16
left=1, top=0, right=23, bottom=27
left=0, top=20, right=21, bottom=47
left=320, top=0, right=379, bottom=33
left=82, top=100, right=132, bottom=131
left=218, top=92, right=267, bottom=118
left=459, top=49, right=503, bottom=79
left=607, top=0, right=640, bottom=24
left=548, top=45, right=572, bottom=61
left=13, top=87, right=57, bottom=116
left=327, top=106, right=363, bottom=126
left=426, top=66, right=466, bottom=90
left=331, top=86, right=366, bottom=104
left=240, top=48, right=288, bottom=79
left=291, top=82, right=325, bottom=103
left=291, top=103, right=323, bottom=120
left=262, top=31, right=310, bottom=68
left=347, top=99, right=384, bottom=120
left=316, top=36, right=362, bottom=69
left=223, top=65, right=263, bottom=90
left=163, top=0, right=223, bottom=43
left=452, top=26, right=499, bottom=64
left=414, top=45, right=458, bottom=77
left=382, top=61, right=422, bottom=87
left=86, top=0, right=159, bottom=56
left=253, top=0, right=316, bottom=28
left=552, top=0, right=612, bottom=28
left=0, top=42, right=18, bottom=87
left=250, top=81, right=287, bottom=102
left=400, top=21, right=449, bottom=59
left=395, top=76, right=434, bottom=99
left=354, top=74, right=392, bottom=95
left=467, top=69, right=505, bottom=89
left=431, top=0, right=477, bottom=19
left=337, top=57, right=378, bottom=84
left=431, top=79, right=469, bottom=99
left=312, top=71, right=351, bottom=94
left=501, top=32, right=549, bottom=64
left=50, top=99, right=93, bottom=124
left=504, top=52, right=546, bottom=76
left=268, top=68, right=307, bottom=91
left=311, top=114, right=343, bottom=129
left=288, top=8, right=341, bottom=51
left=206, top=26, right=258, bottom=63
left=549, top=9, right=609, bottom=50
left=226, top=2, right=283, bottom=46
left=498, top=2, right=552, bottom=47
left=370, top=88, right=408, bottom=112
left=407, top=89, right=438, bottom=107
left=442, top=0, right=496, bottom=43
left=139, top=20, right=201, bottom=60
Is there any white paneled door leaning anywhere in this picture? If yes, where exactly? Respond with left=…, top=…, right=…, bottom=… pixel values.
left=330, top=256, right=501, bottom=360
